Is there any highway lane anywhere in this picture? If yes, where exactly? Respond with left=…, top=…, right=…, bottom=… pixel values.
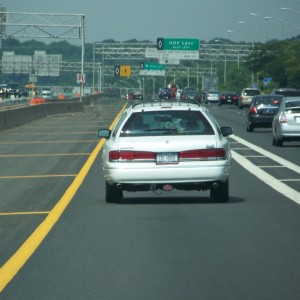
left=0, top=100, right=299, bottom=299
left=0, top=99, right=126, bottom=270
left=207, top=103, right=300, bottom=197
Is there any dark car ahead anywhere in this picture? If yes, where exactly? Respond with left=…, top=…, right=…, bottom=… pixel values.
left=219, top=91, right=239, bottom=106
left=246, top=95, right=283, bottom=132
left=158, top=87, right=171, bottom=99
left=180, top=87, right=201, bottom=102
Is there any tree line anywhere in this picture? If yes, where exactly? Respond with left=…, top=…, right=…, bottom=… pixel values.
left=0, top=36, right=299, bottom=93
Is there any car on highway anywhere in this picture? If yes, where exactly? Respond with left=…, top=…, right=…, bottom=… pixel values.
left=133, top=90, right=143, bottom=100
left=271, top=88, right=300, bottom=97
left=180, top=87, right=201, bottom=102
left=272, top=97, right=300, bottom=146
left=98, top=101, right=233, bottom=203
left=205, top=90, right=220, bottom=104
left=125, top=90, right=144, bottom=100
left=219, top=91, right=239, bottom=106
left=246, top=95, right=283, bottom=132
left=158, top=87, right=171, bottom=99
left=126, top=92, right=134, bottom=100
left=239, top=88, right=261, bottom=109
left=41, top=88, right=53, bottom=99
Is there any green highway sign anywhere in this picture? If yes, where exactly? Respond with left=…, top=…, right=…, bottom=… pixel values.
left=157, top=38, right=200, bottom=51
left=140, top=62, right=165, bottom=76
left=140, top=62, right=165, bottom=71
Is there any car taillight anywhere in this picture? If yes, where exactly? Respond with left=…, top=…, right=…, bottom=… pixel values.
left=180, top=148, right=226, bottom=161
left=109, top=150, right=156, bottom=162
left=220, top=95, right=225, bottom=100
left=279, top=114, right=287, bottom=123
left=233, top=96, right=238, bottom=100
left=249, top=107, right=257, bottom=114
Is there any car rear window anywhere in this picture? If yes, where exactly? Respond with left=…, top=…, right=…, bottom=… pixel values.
left=255, top=96, right=283, bottom=106
left=285, top=100, right=300, bottom=108
left=243, top=89, right=260, bottom=96
left=120, top=110, right=215, bottom=137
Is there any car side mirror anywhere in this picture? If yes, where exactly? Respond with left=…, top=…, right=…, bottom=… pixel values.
left=98, top=129, right=111, bottom=139
left=220, top=126, right=233, bottom=137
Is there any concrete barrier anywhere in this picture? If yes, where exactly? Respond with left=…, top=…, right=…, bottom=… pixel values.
left=0, top=97, right=94, bottom=132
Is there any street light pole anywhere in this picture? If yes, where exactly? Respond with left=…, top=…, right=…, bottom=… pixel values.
left=80, top=15, right=85, bottom=102
left=250, top=13, right=269, bottom=40
left=265, top=15, right=300, bottom=39
left=214, top=39, right=228, bottom=86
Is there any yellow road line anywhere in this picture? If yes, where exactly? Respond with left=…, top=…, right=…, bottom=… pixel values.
left=0, top=153, right=90, bottom=157
left=0, top=103, right=127, bottom=292
left=0, top=175, right=77, bottom=179
left=25, top=132, right=97, bottom=135
left=0, top=140, right=98, bottom=144
left=0, top=212, right=50, bottom=216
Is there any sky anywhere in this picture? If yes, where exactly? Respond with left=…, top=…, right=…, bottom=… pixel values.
left=2, top=0, right=300, bottom=44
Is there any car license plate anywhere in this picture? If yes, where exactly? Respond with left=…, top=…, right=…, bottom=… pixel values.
left=295, top=117, right=300, bottom=123
left=156, top=152, right=178, bottom=164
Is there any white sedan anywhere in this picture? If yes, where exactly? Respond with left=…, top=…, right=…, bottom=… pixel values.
left=98, top=101, right=233, bottom=203
left=272, top=97, right=300, bottom=146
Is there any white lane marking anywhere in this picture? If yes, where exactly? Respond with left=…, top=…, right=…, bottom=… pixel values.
left=231, top=134, right=300, bottom=174
left=232, top=151, right=300, bottom=205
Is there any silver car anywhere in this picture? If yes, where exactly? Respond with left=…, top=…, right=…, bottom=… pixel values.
left=272, top=97, right=300, bottom=146
left=98, top=101, right=233, bottom=203
left=239, top=88, right=261, bottom=109
left=205, top=91, right=219, bottom=104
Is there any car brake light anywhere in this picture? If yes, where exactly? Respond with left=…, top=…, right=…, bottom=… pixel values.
left=249, top=107, right=257, bottom=114
left=109, top=150, right=156, bottom=161
left=180, top=148, right=226, bottom=160
left=279, top=114, right=287, bottom=123
left=220, top=95, right=225, bottom=100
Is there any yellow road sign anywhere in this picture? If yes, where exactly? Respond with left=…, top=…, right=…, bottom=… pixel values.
left=120, top=65, right=131, bottom=77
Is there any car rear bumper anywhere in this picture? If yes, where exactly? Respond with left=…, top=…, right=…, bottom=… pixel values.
left=248, top=115, right=274, bottom=127
left=103, top=162, right=231, bottom=185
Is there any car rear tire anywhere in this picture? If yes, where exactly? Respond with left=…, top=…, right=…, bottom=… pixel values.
left=246, top=122, right=254, bottom=132
left=273, top=130, right=283, bottom=147
left=274, top=136, right=283, bottom=147
left=105, top=182, right=123, bottom=203
left=210, top=179, right=229, bottom=202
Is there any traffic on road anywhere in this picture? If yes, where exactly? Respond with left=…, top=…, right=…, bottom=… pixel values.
left=0, top=97, right=299, bottom=299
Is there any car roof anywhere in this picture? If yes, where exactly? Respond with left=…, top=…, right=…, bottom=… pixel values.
left=130, top=101, right=203, bottom=112
left=243, top=87, right=260, bottom=90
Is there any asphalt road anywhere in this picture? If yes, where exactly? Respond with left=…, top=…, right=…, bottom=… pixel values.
left=0, top=100, right=299, bottom=300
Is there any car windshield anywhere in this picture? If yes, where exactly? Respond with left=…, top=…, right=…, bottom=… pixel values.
left=120, top=110, right=214, bottom=137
